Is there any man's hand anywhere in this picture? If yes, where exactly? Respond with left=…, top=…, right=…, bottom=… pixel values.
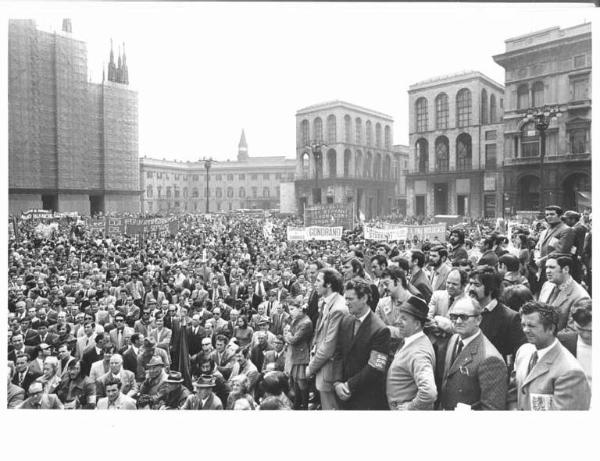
left=334, top=381, right=351, bottom=401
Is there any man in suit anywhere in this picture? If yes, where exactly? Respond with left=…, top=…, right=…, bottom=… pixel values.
left=535, top=206, right=576, bottom=283
left=538, top=253, right=590, bottom=333
left=262, top=335, right=286, bottom=372
left=270, top=301, right=290, bottom=337
left=284, top=296, right=313, bottom=410
left=468, top=267, right=526, bottom=363
left=20, top=317, right=39, bottom=347
left=75, top=321, right=97, bottom=359
left=17, top=382, right=63, bottom=409
left=12, top=352, right=42, bottom=396
left=510, top=301, right=590, bottom=410
left=95, top=353, right=138, bottom=399
left=376, top=266, right=412, bottom=355
left=109, top=313, right=134, bottom=353
left=306, top=268, right=348, bottom=410
left=187, top=314, right=206, bottom=357
left=96, top=375, right=137, bottom=410
left=81, top=332, right=109, bottom=377
left=438, top=297, right=508, bottom=410
left=477, top=234, right=500, bottom=268
left=209, top=335, right=234, bottom=373
left=123, top=333, right=143, bottom=374
left=32, top=321, right=58, bottom=349
left=409, top=250, right=433, bottom=304
left=7, top=368, right=25, bottom=409
left=181, top=375, right=223, bottom=410
left=304, top=262, right=322, bottom=328
left=148, top=314, right=172, bottom=351
left=449, top=229, right=469, bottom=264
left=386, top=296, right=437, bottom=410
left=557, top=299, right=591, bottom=387
left=428, top=268, right=469, bottom=335
left=561, top=210, right=587, bottom=283
left=251, top=272, right=270, bottom=310
left=332, top=278, right=390, bottom=410
left=8, top=333, right=34, bottom=363
left=134, top=307, right=154, bottom=338
left=429, top=246, right=451, bottom=292
left=90, top=344, right=116, bottom=383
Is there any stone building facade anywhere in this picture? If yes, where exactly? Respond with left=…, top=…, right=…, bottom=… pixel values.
left=493, top=23, right=591, bottom=212
left=8, top=19, right=140, bottom=215
left=406, top=71, right=505, bottom=218
left=140, top=131, right=296, bottom=214
left=294, top=101, right=404, bottom=220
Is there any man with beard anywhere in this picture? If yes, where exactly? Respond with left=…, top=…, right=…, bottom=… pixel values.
left=408, top=250, right=433, bottom=304
left=429, top=246, right=451, bottom=292
left=449, top=229, right=469, bottom=264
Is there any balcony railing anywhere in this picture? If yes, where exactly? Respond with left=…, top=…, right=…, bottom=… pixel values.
left=295, top=172, right=399, bottom=181
left=406, top=164, right=491, bottom=175
left=504, top=152, right=591, bottom=165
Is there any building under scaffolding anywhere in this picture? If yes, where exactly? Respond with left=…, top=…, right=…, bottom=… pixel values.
left=8, top=19, right=141, bottom=215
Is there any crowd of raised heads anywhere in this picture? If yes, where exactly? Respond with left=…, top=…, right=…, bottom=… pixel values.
left=7, top=205, right=591, bottom=410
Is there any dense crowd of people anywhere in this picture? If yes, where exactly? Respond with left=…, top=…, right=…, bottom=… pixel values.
left=7, top=205, right=592, bottom=410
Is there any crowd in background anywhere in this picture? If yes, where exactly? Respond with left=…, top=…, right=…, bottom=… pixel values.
left=7, top=205, right=592, bottom=410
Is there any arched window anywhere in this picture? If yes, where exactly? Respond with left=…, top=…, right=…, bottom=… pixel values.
left=192, top=188, right=199, bottom=198
left=146, top=185, right=153, bottom=197
left=327, top=115, right=336, bottom=144
left=532, top=81, right=544, bottom=107
left=490, top=94, right=497, bottom=124
left=344, top=149, right=352, bottom=177
left=384, top=125, right=392, bottom=150
left=239, top=187, right=246, bottom=198
left=301, top=152, right=310, bottom=177
left=416, top=138, right=428, bottom=173
left=355, top=118, right=362, bottom=144
left=435, top=93, right=449, bottom=129
left=374, top=153, right=382, bottom=179
left=456, top=89, right=472, bottom=127
left=383, top=155, right=391, bottom=179
left=355, top=151, right=362, bottom=176
left=416, top=97, right=428, bottom=132
left=435, top=137, right=449, bottom=172
left=327, top=149, right=337, bottom=178
left=227, top=187, right=234, bottom=198
left=263, top=187, right=270, bottom=198
left=344, top=115, right=352, bottom=143
left=157, top=186, right=162, bottom=197
left=375, top=123, right=382, bottom=148
left=216, top=187, right=222, bottom=198
left=301, top=119, right=309, bottom=145
left=517, top=84, right=529, bottom=110
left=365, top=152, right=373, bottom=178
left=456, top=133, right=472, bottom=171
left=314, top=117, right=323, bottom=141
left=366, top=121, right=373, bottom=146
left=166, top=187, right=172, bottom=198
left=521, top=122, right=539, bottom=158
left=481, top=89, right=488, bottom=125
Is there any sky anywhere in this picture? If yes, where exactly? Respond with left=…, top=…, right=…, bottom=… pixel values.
left=3, top=2, right=596, bottom=163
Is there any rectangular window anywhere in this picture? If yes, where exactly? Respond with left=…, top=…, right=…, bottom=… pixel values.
left=216, top=174, right=222, bottom=181
left=239, top=174, right=245, bottom=180
left=275, top=173, right=282, bottom=180
left=485, top=130, right=497, bottom=141
left=485, top=144, right=497, bottom=169
left=252, top=187, right=257, bottom=198
left=175, top=174, right=180, bottom=180
left=263, top=173, right=270, bottom=180
left=192, top=175, right=198, bottom=181
left=484, top=195, right=496, bottom=218
left=574, top=55, right=586, bottom=68
left=146, top=171, right=153, bottom=178
left=572, top=78, right=589, bottom=101
left=251, top=174, right=258, bottom=180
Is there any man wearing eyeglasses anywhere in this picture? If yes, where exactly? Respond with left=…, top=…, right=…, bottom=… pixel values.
left=438, top=297, right=507, bottom=410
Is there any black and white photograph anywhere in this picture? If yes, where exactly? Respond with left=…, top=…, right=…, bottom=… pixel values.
left=2, top=0, right=597, bottom=456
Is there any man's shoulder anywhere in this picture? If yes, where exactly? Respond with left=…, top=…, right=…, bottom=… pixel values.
left=479, top=334, right=504, bottom=362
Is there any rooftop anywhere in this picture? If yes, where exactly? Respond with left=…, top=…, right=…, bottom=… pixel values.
left=296, top=100, right=393, bottom=120
left=409, top=70, right=504, bottom=92
left=503, top=22, right=591, bottom=53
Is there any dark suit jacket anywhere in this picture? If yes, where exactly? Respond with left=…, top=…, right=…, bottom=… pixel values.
left=80, top=347, right=103, bottom=377
left=479, top=302, right=526, bottom=361
left=439, top=332, right=508, bottom=410
left=305, top=289, right=320, bottom=328
left=8, top=346, right=35, bottom=363
left=188, top=326, right=207, bottom=356
left=558, top=331, right=578, bottom=357
left=333, top=311, right=391, bottom=410
left=411, top=269, right=433, bottom=304
left=12, top=369, right=42, bottom=395
left=122, top=346, right=139, bottom=374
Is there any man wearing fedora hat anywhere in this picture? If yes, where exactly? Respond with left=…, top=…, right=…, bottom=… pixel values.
left=181, top=375, right=223, bottom=410
left=332, top=278, right=390, bottom=410
left=386, top=296, right=437, bottom=410
left=138, top=355, right=168, bottom=403
left=157, top=370, right=192, bottom=409
left=17, top=382, right=63, bottom=409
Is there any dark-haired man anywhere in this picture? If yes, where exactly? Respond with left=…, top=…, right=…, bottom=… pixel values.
left=510, top=301, right=590, bottom=410
left=409, top=250, right=433, bottom=304
left=538, top=253, right=590, bottom=334
left=535, top=206, right=575, bottom=284
left=449, top=229, right=469, bottom=264
left=333, top=278, right=390, bottom=410
left=429, top=246, right=451, bottom=292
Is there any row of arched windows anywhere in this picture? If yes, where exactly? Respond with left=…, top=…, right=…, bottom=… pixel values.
left=415, top=134, right=473, bottom=173
left=415, top=89, right=501, bottom=132
left=301, top=116, right=392, bottom=149
left=301, top=149, right=400, bottom=180
left=147, top=186, right=277, bottom=199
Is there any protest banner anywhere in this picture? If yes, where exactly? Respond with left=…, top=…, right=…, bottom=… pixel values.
left=286, top=227, right=306, bottom=241
left=306, top=226, right=343, bottom=240
left=364, top=226, right=407, bottom=241
left=382, top=223, right=446, bottom=242
left=21, top=209, right=53, bottom=220
left=304, top=203, right=354, bottom=229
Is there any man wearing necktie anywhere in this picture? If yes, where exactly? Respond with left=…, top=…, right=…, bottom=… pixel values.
left=510, top=301, right=590, bottom=410
left=438, top=296, right=507, bottom=410
left=331, top=278, right=390, bottom=410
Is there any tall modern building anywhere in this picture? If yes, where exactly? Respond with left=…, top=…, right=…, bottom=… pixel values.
left=493, top=23, right=591, bottom=212
left=8, top=19, right=140, bottom=215
left=406, top=71, right=505, bottom=218
left=294, top=100, right=404, bottom=219
left=140, top=131, right=296, bottom=213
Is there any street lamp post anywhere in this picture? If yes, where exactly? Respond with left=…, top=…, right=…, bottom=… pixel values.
left=524, top=105, right=562, bottom=211
left=304, top=140, right=327, bottom=204
left=202, top=156, right=213, bottom=213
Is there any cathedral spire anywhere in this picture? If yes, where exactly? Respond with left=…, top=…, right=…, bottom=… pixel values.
left=121, top=42, right=129, bottom=85
left=108, top=38, right=116, bottom=82
left=117, top=44, right=123, bottom=83
left=238, top=129, right=248, bottom=162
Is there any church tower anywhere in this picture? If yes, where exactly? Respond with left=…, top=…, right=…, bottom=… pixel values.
left=238, top=129, right=249, bottom=162
left=107, top=39, right=117, bottom=82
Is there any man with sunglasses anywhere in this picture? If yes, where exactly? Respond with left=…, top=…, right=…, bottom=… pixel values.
left=437, top=296, right=507, bottom=410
